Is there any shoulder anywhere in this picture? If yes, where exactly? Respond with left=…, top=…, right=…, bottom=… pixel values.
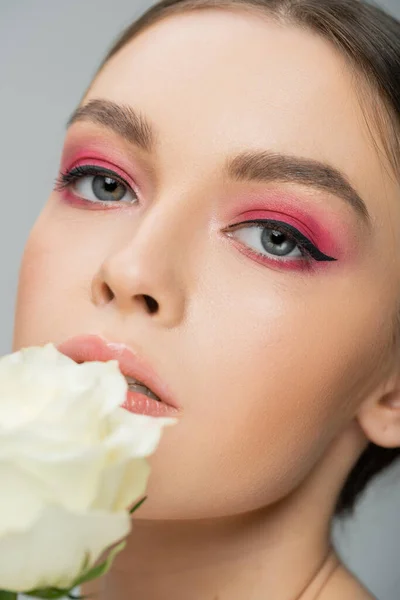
left=320, top=564, right=377, bottom=600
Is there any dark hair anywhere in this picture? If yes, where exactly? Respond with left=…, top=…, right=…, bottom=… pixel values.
left=94, top=0, right=400, bottom=518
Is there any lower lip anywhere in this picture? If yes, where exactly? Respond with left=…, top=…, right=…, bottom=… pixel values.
left=122, top=389, right=179, bottom=417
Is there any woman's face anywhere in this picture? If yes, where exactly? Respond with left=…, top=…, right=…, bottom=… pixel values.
left=13, top=9, right=400, bottom=518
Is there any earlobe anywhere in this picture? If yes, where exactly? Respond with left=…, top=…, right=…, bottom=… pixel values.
left=357, top=387, right=400, bottom=448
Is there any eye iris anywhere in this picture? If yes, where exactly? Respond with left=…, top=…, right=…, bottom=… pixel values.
left=92, top=175, right=125, bottom=201
left=262, top=229, right=296, bottom=256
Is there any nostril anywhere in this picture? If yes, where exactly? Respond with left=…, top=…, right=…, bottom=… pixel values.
left=91, top=277, right=115, bottom=306
left=102, top=282, right=114, bottom=303
left=143, top=294, right=158, bottom=314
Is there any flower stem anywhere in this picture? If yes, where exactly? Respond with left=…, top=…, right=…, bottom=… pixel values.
left=0, top=591, right=18, bottom=600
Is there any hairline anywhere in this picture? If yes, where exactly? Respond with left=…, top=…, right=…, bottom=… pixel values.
left=83, top=1, right=400, bottom=182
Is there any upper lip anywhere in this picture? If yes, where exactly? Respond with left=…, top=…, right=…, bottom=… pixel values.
left=56, top=334, right=179, bottom=409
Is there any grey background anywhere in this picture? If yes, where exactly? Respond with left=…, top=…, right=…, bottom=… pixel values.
left=2, top=1, right=400, bottom=599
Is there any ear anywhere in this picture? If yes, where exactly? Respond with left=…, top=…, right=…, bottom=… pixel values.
left=357, top=372, right=400, bottom=448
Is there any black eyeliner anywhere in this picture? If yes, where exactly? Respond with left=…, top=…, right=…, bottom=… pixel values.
left=230, top=219, right=338, bottom=262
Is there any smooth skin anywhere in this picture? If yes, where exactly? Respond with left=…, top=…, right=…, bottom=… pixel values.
left=13, top=7, right=400, bottom=600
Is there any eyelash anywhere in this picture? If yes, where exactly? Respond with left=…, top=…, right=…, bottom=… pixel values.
left=54, top=164, right=138, bottom=204
left=54, top=165, right=337, bottom=266
left=224, top=220, right=337, bottom=265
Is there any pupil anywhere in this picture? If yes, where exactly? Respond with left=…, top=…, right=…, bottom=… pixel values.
left=92, top=175, right=125, bottom=201
left=261, top=228, right=296, bottom=256
left=104, top=177, right=118, bottom=192
left=271, top=231, right=285, bottom=245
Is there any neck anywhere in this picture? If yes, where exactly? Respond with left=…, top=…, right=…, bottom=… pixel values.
left=101, top=514, right=338, bottom=600
left=86, top=423, right=365, bottom=600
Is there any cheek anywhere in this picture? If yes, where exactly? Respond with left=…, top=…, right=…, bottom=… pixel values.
left=13, top=207, right=97, bottom=349
left=14, top=222, right=62, bottom=349
left=146, top=272, right=390, bottom=519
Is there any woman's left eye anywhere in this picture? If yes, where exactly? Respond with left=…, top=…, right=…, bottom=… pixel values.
left=224, top=220, right=337, bottom=263
left=55, top=165, right=138, bottom=205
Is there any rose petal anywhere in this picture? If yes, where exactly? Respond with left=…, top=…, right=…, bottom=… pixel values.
left=0, top=462, right=46, bottom=536
left=0, top=505, right=130, bottom=592
left=91, top=457, right=150, bottom=511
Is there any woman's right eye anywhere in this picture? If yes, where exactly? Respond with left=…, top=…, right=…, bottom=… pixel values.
left=55, top=165, right=139, bottom=205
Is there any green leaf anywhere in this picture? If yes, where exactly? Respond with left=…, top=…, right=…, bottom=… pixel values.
left=23, top=587, right=70, bottom=599
left=73, top=540, right=126, bottom=587
left=0, top=591, right=18, bottom=600
left=129, top=495, right=147, bottom=514
left=23, top=587, right=87, bottom=600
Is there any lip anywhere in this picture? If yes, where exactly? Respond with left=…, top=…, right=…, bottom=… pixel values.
left=56, top=334, right=180, bottom=415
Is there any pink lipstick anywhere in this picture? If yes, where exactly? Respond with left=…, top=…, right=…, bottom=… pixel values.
left=57, top=335, right=180, bottom=418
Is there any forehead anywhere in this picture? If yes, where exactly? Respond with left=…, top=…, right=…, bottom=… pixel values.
left=87, top=8, right=399, bottom=222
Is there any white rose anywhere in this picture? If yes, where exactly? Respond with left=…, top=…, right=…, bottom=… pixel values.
left=0, top=343, right=176, bottom=593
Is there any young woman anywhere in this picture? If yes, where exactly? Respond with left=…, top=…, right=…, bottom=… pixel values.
left=12, top=0, right=400, bottom=598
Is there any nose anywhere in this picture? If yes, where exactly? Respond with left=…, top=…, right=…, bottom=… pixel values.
left=90, top=205, right=187, bottom=326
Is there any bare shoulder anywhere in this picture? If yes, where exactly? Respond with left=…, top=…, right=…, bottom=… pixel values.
left=320, top=564, right=377, bottom=600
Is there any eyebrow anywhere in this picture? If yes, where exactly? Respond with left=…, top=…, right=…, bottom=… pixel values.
left=67, top=98, right=156, bottom=153
left=67, top=99, right=370, bottom=225
left=225, top=152, right=370, bottom=224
